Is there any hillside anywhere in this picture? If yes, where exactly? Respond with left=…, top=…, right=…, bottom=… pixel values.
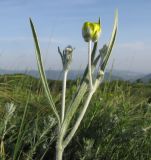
left=139, top=73, right=151, bottom=83
left=0, top=69, right=146, bottom=81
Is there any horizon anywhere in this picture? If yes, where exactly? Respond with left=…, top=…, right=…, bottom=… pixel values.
left=0, top=68, right=146, bottom=75
left=0, top=0, right=150, bottom=74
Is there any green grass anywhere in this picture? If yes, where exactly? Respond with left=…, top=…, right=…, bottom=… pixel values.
left=0, top=74, right=151, bottom=160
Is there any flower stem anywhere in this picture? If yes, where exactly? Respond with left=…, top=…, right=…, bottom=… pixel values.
left=61, top=70, right=68, bottom=123
left=88, top=40, right=93, bottom=90
left=63, top=90, right=94, bottom=147
left=56, top=135, right=64, bottom=160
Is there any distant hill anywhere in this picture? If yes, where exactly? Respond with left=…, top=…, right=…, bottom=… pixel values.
left=25, top=70, right=83, bottom=80
left=0, top=69, right=146, bottom=81
left=139, top=74, right=151, bottom=83
left=107, top=70, right=145, bottom=82
left=0, top=69, right=83, bottom=80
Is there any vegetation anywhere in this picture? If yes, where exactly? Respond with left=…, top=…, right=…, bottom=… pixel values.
left=0, top=74, right=151, bottom=159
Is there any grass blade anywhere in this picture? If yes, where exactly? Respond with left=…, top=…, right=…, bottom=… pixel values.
left=13, top=101, right=29, bottom=160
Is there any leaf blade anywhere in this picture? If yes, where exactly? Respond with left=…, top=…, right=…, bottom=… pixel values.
left=29, top=18, right=60, bottom=124
left=101, top=9, right=118, bottom=71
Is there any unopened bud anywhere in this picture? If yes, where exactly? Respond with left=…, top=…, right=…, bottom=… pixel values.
left=63, top=45, right=74, bottom=70
left=82, top=21, right=101, bottom=42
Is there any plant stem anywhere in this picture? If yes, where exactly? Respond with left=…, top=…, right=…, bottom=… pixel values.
left=88, top=40, right=93, bottom=91
left=61, top=70, right=68, bottom=123
left=63, top=90, right=94, bottom=147
left=56, top=128, right=64, bottom=160
left=56, top=141, right=63, bottom=160
left=0, top=141, right=5, bottom=160
left=56, top=150, right=63, bottom=160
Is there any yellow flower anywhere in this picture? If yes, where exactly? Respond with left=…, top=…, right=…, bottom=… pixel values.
left=82, top=21, right=101, bottom=42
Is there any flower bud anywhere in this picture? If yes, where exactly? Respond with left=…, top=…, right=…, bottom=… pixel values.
left=63, top=45, right=74, bottom=71
left=82, top=21, right=101, bottom=42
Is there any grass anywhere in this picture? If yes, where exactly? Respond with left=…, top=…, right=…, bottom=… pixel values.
left=0, top=74, right=151, bottom=159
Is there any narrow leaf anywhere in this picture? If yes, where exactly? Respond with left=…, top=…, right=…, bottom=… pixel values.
left=101, top=9, right=118, bottom=71
left=13, top=100, right=29, bottom=160
left=29, top=18, right=60, bottom=124
left=58, top=46, right=64, bottom=65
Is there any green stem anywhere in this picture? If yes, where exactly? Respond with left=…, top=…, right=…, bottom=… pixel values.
left=88, top=40, right=93, bottom=90
left=63, top=73, right=104, bottom=148
left=0, top=141, right=5, bottom=160
left=56, top=128, right=64, bottom=160
left=63, top=90, right=95, bottom=148
left=56, top=141, right=63, bottom=160
left=61, top=70, right=68, bottom=123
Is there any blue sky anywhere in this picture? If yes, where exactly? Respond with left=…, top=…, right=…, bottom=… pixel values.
left=0, top=0, right=150, bottom=73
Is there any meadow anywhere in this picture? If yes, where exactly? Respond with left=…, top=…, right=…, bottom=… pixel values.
left=0, top=74, right=151, bottom=160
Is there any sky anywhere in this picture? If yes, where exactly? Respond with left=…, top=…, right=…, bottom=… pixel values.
left=0, top=0, right=150, bottom=73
